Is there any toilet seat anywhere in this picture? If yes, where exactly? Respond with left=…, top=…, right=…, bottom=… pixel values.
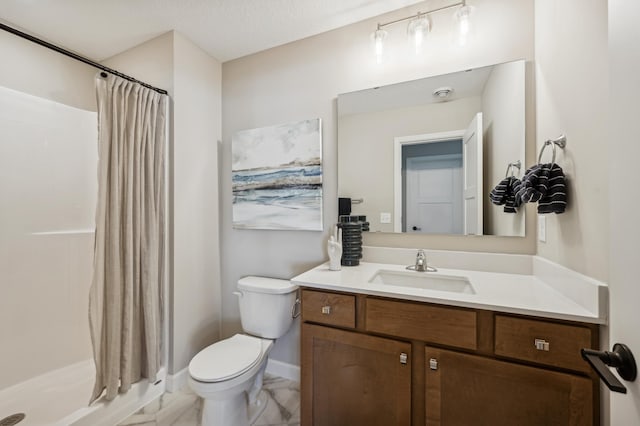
left=189, top=334, right=263, bottom=383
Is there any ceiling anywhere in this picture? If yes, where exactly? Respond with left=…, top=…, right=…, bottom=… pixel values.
left=0, top=0, right=426, bottom=62
left=338, top=64, right=494, bottom=116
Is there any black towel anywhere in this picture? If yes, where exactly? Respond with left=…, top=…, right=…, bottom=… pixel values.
left=514, top=163, right=567, bottom=214
left=489, top=176, right=521, bottom=213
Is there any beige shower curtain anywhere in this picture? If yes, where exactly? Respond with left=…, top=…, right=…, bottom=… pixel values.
left=89, top=73, right=167, bottom=403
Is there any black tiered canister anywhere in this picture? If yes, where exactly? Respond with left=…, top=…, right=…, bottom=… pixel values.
left=338, top=215, right=368, bottom=266
left=337, top=222, right=362, bottom=266
left=357, top=215, right=370, bottom=232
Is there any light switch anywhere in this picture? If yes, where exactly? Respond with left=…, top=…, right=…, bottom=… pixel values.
left=538, top=215, right=546, bottom=243
left=380, top=212, right=391, bottom=224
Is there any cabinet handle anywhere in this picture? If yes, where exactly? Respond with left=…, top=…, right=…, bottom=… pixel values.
left=400, top=352, right=408, bottom=364
left=534, top=338, right=550, bottom=351
left=321, top=305, right=331, bottom=315
left=429, top=358, right=438, bottom=370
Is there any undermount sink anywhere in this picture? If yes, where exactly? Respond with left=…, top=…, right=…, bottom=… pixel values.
left=369, top=269, right=475, bottom=294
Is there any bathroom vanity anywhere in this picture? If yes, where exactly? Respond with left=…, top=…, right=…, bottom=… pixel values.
left=293, top=260, right=606, bottom=426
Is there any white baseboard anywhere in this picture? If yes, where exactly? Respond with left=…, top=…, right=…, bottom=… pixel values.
left=266, top=359, right=300, bottom=383
left=166, top=367, right=189, bottom=392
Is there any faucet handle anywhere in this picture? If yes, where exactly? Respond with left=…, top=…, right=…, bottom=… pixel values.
left=415, top=249, right=427, bottom=271
left=406, top=249, right=437, bottom=272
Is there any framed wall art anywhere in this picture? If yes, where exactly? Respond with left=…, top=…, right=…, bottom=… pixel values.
left=232, top=118, right=323, bottom=231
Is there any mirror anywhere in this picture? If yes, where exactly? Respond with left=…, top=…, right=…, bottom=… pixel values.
left=338, top=59, right=526, bottom=237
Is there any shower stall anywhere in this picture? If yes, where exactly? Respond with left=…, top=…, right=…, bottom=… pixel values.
left=0, top=25, right=169, bottom=426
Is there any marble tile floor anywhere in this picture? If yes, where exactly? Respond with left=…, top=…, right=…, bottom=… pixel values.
left=118, top=374, right=300, bottom=426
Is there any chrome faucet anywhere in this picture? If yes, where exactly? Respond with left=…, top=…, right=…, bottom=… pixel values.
left=415, top=249, right=427, bottom=271
left=407, top=249, right=437, bottom=272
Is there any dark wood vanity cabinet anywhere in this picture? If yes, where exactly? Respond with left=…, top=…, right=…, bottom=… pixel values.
left=301, top=324, right=412, bottom=426
left=300, top=288, right=600, bottom=426
left=301, top=289, right=412, bottom=425
left=425, top=347, right=593, bottom=426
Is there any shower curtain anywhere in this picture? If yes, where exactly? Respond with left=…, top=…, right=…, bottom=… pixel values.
left=89, top=73, right=167, bottom=403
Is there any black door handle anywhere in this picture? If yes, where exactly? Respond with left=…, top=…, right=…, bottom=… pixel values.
left=581, top=343, right=637, bottom=394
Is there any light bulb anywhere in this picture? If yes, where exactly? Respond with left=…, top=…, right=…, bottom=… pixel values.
left=371, top=28, right=387, bottom=64
left=454, top=5, right=473, bottom=46
left=407, top=15, right=430, bottom=54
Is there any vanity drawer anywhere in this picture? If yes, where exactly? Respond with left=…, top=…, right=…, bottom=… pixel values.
left=301, top=289, right=356, bottom=329
left=365, top=298, right=477, bottom=350
left=494, top=315, right=592, bottom=373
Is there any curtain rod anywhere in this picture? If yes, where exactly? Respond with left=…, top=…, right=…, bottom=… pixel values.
left=0, top=21, right=168, bottom=95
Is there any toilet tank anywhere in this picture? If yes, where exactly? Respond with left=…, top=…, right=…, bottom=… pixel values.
left=236, top=276, right=298, bottom=339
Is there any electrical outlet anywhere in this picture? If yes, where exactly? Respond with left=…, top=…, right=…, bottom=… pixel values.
left=538, top=215, right=546, bottom=243
left=380, top=212, right=392, bottom=224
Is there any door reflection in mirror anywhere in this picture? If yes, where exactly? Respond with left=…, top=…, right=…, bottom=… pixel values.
left=399, top=113, right=482, bottom=236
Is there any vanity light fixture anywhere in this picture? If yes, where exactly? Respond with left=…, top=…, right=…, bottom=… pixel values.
left=371, top=0, right=473, bottom=62
left=454, top=3, right=474, bottom=45
left=407, top=13, right=430, bottom=53
left=371, top=27, right=388, bottom=64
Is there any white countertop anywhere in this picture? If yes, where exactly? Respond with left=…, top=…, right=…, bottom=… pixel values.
left=291, top=261, right=607, bottom=324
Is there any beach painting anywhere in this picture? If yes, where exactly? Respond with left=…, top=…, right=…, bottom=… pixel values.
left=232, top=118, right=323, bottom=231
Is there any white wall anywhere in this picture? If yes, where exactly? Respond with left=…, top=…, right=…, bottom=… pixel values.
left=1, top=26, right=221, bottom=381
left=482, top=60, right=526, bottom=236
left=0, top=30, right=96, bottom=110
left=104, top=31, right=222, bottom=374
left=222, top=0, right=535, bottom=366
left=172, top=32, right=222, bottom=373
left=0, top=28, right=98, bottom=389
left=101, top=32, right=175, bottom=97
left=0, top=88, right=96, bottom=389
left=534, top=2, right=609, bottom=422
left=534, top=0, right=608, bottom=282
left=609, top=1, right=640, bottom=424
left=339, top=97, right=481, bottom=232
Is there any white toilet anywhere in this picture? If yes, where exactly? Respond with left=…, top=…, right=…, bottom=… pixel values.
left=188, top=276, right=299, bottom=426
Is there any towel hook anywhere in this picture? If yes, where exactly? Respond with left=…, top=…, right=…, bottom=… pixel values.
left=504, top=160, right=522, bottom=178
left=538, top=134, right=567, bottom=165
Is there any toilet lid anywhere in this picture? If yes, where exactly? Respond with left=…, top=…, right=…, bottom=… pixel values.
left=189, top=334, right=263, bottom=383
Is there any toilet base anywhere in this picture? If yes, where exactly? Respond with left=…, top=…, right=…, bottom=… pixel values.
left=192, top=355, right=271, bottom=426
left=248, top=389, right=269, bottom=424
left=189, top=335, right=275, bottom=426
left=200, top=384, right=268, bottom=426
left=202, top=391, right=249, bottom=426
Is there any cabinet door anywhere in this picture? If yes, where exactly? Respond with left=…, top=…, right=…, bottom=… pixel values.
left=425, top=347, right=593, bottom=426
left=301, top=323, right=411, bottom=426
